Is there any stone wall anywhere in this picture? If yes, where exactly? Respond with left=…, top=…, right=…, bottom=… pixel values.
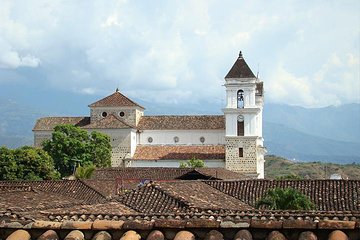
left=96, top=129, right=134, bottom=167
left=90, top=107, right=143, bottom=127
left=33, top=131, right=52, bottom=147
left=225, top=136, right=258, bottom=174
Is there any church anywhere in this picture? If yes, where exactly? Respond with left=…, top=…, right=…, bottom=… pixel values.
left=33, top=52, right=266, bottom=178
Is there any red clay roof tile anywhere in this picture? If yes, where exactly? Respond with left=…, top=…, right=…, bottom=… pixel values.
left=33, top=117, right=90, bottom=131
left=137, top=115, right=225, bottom=130
left=132, top=145, right=225, bottom=160
left=89, top=91, right=144, bottom=109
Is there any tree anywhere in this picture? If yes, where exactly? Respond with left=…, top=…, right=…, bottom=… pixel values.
left=179, top=157, right=205, bottom=168
left=42, top=124, right=111, bottom=177
left=255, top=188, right=315, bottom=210
left=0, top=146, right=17, bottom=180
left=0, top=146, right=59, bottom=180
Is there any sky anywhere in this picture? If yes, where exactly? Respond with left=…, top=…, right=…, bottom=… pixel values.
left=0, top=0, right=359, bottom=115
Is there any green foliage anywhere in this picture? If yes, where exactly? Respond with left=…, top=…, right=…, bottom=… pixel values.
left=0, top=146, right=17, bottom=180
left=0, top=146, right=59, bottom=180
left=255, top=188, right=316, bottom=210
left=275, top=174, right=303, bottom=180
left=179, top=157, right=205, bottom=168
left=42, top=124, right=111, bottom=177
left=75, top=164, right=96, bottom=179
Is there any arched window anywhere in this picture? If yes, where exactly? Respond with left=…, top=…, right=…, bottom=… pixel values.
left=237, top=115, right=244, bottom=136
left=237, top=89, right=244, bottom=108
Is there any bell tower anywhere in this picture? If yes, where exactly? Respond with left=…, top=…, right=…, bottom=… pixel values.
left=223, top=51, right=266, bottom=178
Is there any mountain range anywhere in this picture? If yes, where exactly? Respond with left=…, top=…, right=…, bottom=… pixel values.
left=0, top=98, right=359, bottom=163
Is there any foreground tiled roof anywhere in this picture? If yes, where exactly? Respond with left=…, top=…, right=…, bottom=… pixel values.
left=91, top=167, right=246, bottom=181
left=118, top=183, right=188, bottom=214
left=88, top=91, right=144, bottom=109
left=1, top=222, right=358, bottom=240
left=1, top=180, right=360, bottom=240
left=155, top=181, right=253, bottom=211
left=137, top=115, right=225, bottom=130
left=184, top=168, right=247, bottom=180
left=92, top=167, right=190, bottom=180
left=0, top=180, right=107, bottom=204
left=0, top=185, right=84, bottom=214
left=206, top=180, right=360, bottom=212
left=0, top=180, right=360, bottom=240
left=82, top=114, right=134, bottom=129
left=225, top=52, right=256, bottom=79
left=132, top=145, right=225, bottom=160
left=33, top=117, right=90, bottom=131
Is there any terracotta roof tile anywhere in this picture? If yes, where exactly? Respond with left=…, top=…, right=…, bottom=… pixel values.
left=0, top=180, right=107, bottom=204
left=43, top=201, right=139, bottom=216
left=205, top=180, right=360, bottom=212
left=117, top=183, right=188, bottom=213
left=183, top=168, right=249, bottom=180
left=158, top=181, right=253, bottom=211
left=89, top=91, right=144, bottom=109
left=137, top=115, right=225, bottom=130
left=0, top=188, right=85, bottom=214
left=91, top=167, right=248, bottom=182
left=132, top=145, right=225, bottom=160
left=33, top=117, right=90, bottom=131
left=225, top=52, right=256, bottom=79
left=92, top=168, right=190, bottom=181
left=82, top=114, right=134, bottom=129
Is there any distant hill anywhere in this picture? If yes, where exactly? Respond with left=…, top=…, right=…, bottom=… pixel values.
left=264, top=103, right=360, bottom=143
left=264, top=122, right=360, bottom=163
left=265, top=155, right=360, bottom=179
left=0, top=99, right=43, bottom=148
left=263, top=103, right=360, bottom=163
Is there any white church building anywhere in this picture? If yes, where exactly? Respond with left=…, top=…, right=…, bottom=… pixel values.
left=33, top=52, right=266, bottom=178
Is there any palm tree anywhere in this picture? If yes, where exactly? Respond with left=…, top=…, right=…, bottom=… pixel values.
left=255, top=188, right=315, bottom=210
left=75, top=165, right=96, bottom=179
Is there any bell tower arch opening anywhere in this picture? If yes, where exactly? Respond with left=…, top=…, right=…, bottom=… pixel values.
left=237, top=89, right=244, bottom=108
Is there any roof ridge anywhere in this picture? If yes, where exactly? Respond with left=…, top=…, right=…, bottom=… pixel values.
left=117, top=182, right=190, bottom=213
left=108, top=113, right=135, bottom=128
left=88, top=91, right=144, bottom=109
left=78, top=180, right=109, bottom=201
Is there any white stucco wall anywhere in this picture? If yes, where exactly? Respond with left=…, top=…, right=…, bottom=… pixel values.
left=138, top=129, right=225, bottom=145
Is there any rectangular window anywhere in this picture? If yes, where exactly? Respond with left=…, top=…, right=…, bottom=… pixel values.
left=237, top=121, right=244, bottom=136
left=239, top=148, right=243, bottom=157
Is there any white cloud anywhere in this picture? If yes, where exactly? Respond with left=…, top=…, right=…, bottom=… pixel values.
left=0, top=43, right=40, bottom=69
left=0, top=0, right=358, bottom=108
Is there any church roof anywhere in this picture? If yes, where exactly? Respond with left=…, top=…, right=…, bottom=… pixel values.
left=132, top=145, right=225, bottom=160
left=88, top=90, right=145, bottom=109
left=33, top=117, right=90, bottom=131
left=137, top=115, right=225, bottom=130
left=82, top=114, right=134, bottom=129
left=225, top=51, right=256, bottom=79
